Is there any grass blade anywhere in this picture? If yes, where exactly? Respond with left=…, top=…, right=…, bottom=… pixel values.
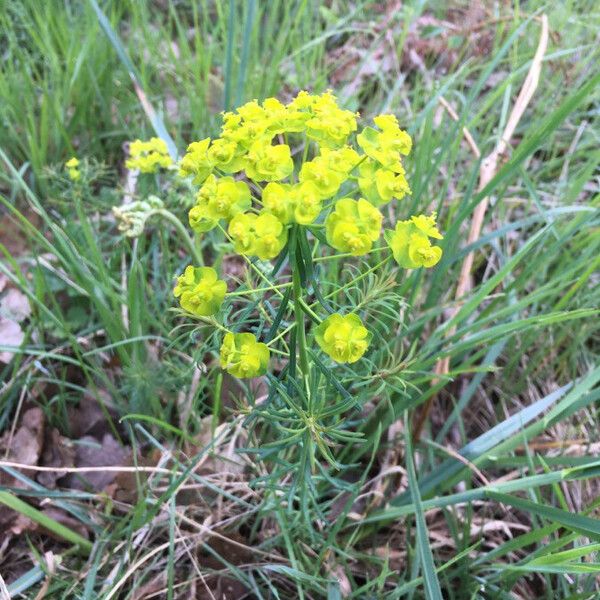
left=87, top=0, right=178, bottom=158
left=405, top=413, right=443, bottom=600
left=0, top=490, right=92, bottom=552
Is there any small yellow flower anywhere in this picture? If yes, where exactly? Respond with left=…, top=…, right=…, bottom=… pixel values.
left=263, top=182, right=322, bottom=226
left=206, top=138, right=244, bottom=173
left=292, top=182, right=322, bottom=225
left=357, top=114, right=411, bottom=172
left=325, top=198, right=382, bottom=255
left=188, top=175, right=251, bottom=233
left=305, top=91, right=358, bottom=148
left=359, top=160, right=411, bottom=205
left=188, top=203, right=217, bottom=233
left=375, top=168, right=411, bottom=203
left=220, top=332, right=270, bottom=378
left=173, top=266, right=227, bottom=316
left=298, top=158, right=344, bottom=199
left=126, top=137, right=173, bottom=173
left=228, top=212, right=257, bottom=254
left=385, top=213, right=443, bottom=269
left=228, top=212, right=287, bottom=260
left=288, top=90, right=317, bottom=110
left=244, top=142, right=294, bottom=182
left=411, top=213, right=443, bottom=239
left=262, top=182, right=295, bottom=224
left=262, top=97, right=309, bottom=135
left=315, top=313, right=371, bottom=363
left=179, top=138, right=213, bottom=184
left=253, top=212, right=288, bottom=259
left=320, top=146, right=361, bottom=174
left=65, top=157, right=81, bottom=181
left=373, top=114, right=412, bottom=155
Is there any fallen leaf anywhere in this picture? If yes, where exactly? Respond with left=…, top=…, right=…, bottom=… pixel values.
left=0, top=275, right=31, bottom=363
left=40, top=508, right=90, bottom=543
left=0, top=317, right=24, bottom=364
left=0, top=407, right=45, bottom=487
left=131, top=573, right=167, bottom=600
left=2, top=287, right=32, bottom=321
left=0, top=507, right=35, bottom=536
left=109, top=449, right=158, bottom=504
left=66, top=394, right=116, bottom=439
left=37, top=429, right=75, bottom=489
left=61, top=434, right=130, bottom=492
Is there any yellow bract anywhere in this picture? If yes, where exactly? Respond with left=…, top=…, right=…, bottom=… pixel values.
left=315, top=313, right=371, bottom=364
left=220, top=332, right=270, bottom=378
left=188, top=175, right=251, bottom=233
left=126, top=137, right=173, bottom=173
left=244, top=141, right=293, bottom=182
left=357, top=114, right=411, bottom=173
left=385, top=213, right=443, bottom=269
left=179, top=138, right=213, bottom=184
left=325, top=198, right=382, bottom=255
left=228, top=211, right=288, bottom=260
left=65, top=157, right=81, bottom=181
left=173, top=266, right=227, bottom=316
left=262, top=181, right=323, bottom=225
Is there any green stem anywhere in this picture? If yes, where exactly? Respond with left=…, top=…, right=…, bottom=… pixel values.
left=0, top=491, right=92, bottom=553
left=157, top=209, right=204, bottom=266
left=292, top=245, right=310, bottom=381
left=227, top=282, right=292, bottom=296
left=313, top=246, right=386, bottom=262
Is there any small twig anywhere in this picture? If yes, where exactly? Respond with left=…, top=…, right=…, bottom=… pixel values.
left=560, top=120, right=588, bottom=183
left=420, top=438, right=491, bottom=486
left=0, top=461, right=177, bottom=475
left=438, top=97, right=482, bottom=160
left=413, top=15, right=549, bottom=443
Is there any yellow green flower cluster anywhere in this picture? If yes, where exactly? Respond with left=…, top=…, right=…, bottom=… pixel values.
left=171, top=91, right=443, bottom=378
left=385, top=213, right=443, bottom=269
left=220, top=332, right=270, bottom=378
left=314, top=314, right=372, bottom=364
left=65, top=157, right=81, bottom=181
left=126, top=137, right=173, bottom=173
left=326, top=199, right=382, bottom=255
left=173, top=266, right=227, bottom=316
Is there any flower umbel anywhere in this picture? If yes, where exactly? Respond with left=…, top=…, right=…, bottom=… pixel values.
left=315, top=313, right=372, bottom=363
left=385, top=213, right=443, bottom=269
left=173, top=266, right=227, bottom=316
left=126, top=137, right=173, bottom=173
left=220, top=332, right=270, bottom=378
left=65, top=157, right=81, bottom=181
left=325, top=198, right=382, bottom=255
left=167, top=90, right=441, bottom=383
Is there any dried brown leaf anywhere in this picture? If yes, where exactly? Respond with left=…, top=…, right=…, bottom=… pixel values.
left=0, top=407, right=45, bottom=487
left=62, top=434, right=130, bottom=492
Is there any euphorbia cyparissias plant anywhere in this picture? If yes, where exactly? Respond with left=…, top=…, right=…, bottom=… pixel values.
left=168, top=91, right=443, bottom=378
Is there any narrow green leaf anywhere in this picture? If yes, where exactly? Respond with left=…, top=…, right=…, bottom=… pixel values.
left=487, top=492, right=600, bottom=540
left=405, top=414, right=443, bottom=600
left=0, top=491, right=92, bottom=552
left=87, top=0, right=178, bottom=158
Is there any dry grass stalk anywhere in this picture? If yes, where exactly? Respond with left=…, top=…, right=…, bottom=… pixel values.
left=413, top=15, right=549, bottom=442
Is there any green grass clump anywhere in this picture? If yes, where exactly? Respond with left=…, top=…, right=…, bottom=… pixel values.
left=1, top=1, right=599, bottom=598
